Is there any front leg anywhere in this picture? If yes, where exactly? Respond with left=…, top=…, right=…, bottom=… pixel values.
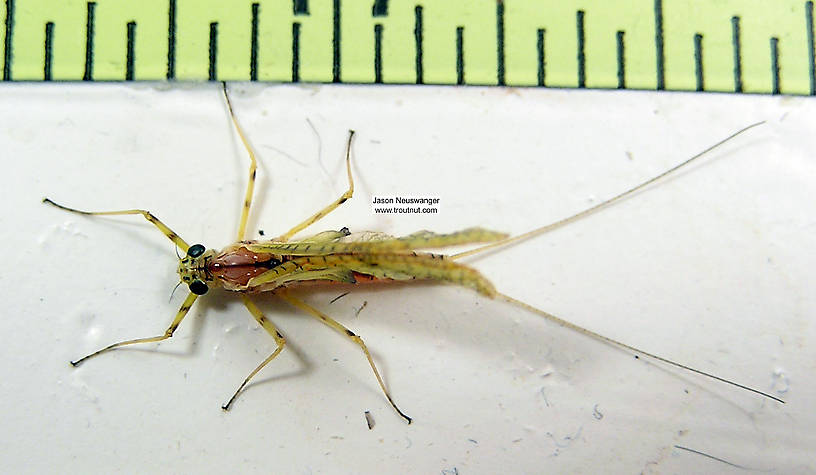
left=70, top=293, right=199, bottom=366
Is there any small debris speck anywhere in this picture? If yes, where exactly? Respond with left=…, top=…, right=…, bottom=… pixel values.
left=364, top=410, right=375, bottom=430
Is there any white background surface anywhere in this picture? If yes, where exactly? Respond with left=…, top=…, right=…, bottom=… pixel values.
left=1, top=83, right=814, bottom=473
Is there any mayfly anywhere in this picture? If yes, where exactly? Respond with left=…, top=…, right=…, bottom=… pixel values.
left=43, top=84, right=783, bottom=424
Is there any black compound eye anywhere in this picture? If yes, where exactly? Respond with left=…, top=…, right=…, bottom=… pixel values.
left=189, top=280, right=209, bottom=295
left=187, top=244, right=206, bottom=258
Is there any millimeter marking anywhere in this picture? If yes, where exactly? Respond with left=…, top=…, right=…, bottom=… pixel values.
left=1, top=0, right=814, bottom=94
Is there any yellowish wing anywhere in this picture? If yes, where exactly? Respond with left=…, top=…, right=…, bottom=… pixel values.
left=248, top=253, right=497, bottom=297
left=246, top=227, right=509, bottom=256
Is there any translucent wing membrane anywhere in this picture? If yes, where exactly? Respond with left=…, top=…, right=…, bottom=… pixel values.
left=246, top=227, right=509, bottom=256
left=248, top=253, right=497, bottom=297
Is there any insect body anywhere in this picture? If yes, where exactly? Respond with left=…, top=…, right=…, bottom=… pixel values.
left=181, top=227, right=507, bottom=296
left=44, top=84, right=781, bottom=424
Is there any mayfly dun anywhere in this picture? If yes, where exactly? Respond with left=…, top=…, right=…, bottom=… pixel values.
left=43, top=84, right=783, bottom=424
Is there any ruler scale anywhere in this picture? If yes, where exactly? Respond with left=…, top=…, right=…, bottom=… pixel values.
left=2, top=0, right=815, bottom=95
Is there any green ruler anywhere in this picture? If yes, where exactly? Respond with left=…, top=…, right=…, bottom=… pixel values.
left=2, top=0, right=815, bottom=94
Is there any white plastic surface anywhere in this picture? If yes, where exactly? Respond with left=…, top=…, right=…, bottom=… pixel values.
left=1, top=84, right=814, bottom=473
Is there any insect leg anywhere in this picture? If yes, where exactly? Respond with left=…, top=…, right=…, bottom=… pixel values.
left=276, top=290, right=412, bottom=424
left=42, top=198, right=190, bottom=252
left=70, top=292, right=199, bottom=366
left=222, top=296, right=287, bottom=410
left=220, top=83, right=258, bottom=242
left=276, top=130, right=356, bottom=243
